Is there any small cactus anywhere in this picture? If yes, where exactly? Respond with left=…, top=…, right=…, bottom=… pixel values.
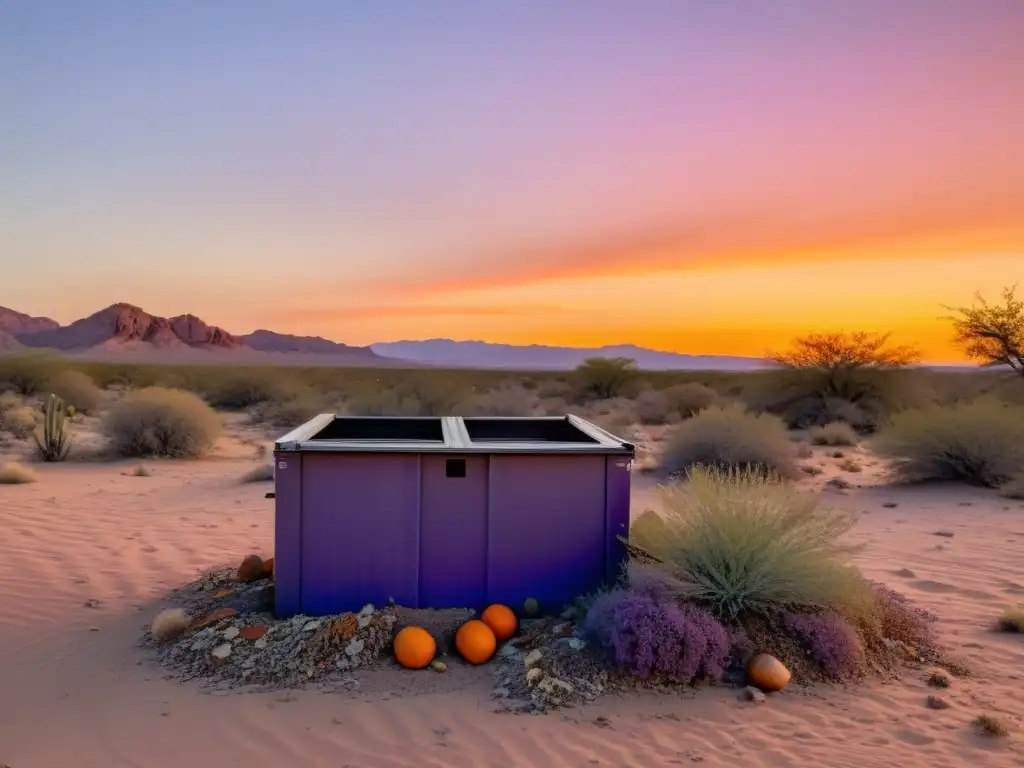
left=34, top=393, right=72, bottom=461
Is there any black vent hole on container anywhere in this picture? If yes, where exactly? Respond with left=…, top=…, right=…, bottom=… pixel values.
left=445, top=458, right=467, bottom=478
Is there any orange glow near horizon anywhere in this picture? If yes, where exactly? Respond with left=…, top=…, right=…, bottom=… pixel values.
left=267, top=252, right=1022, bottom=365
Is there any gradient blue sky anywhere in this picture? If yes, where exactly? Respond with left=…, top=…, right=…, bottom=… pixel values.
left=2, top=1, right=1022, bottom=361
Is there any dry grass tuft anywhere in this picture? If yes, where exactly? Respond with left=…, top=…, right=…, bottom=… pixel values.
left=102, top=387, right=221, bottom=458
left=241, top=464, right=274, bottom=483
left=839, top=458, right=863, bottom=473
left=0, top=404, right=37, bottom=439
left=0, top=461, right=38, bottom=484
left=151, top=608, right=191, bottom=642
left=994, top=607, right=1024, bottom=633
left=973, top=715, right=1009, bottom=738
left=808, top=422, right=859, bottom=446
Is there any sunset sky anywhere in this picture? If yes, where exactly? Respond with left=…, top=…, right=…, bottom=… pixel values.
left=2, top=1, right=1022, bottom=363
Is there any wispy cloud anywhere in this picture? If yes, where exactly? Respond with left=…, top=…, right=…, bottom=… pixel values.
left=276, top=303, right=567, bottom=322
left=368, top=195, right=1023, bottom=299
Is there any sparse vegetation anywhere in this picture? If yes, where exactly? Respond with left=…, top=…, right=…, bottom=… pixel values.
left=661, top=403, right=799, bottom=479
left=0, top=403, right=37, bottom=439
left=46, top=369, right=103, bottom=414
left=809, top=422, right=859, bottom=446
left=758, top=331, right=921, bottom=430
left=635, top=382, right=720, bottom=425
left=946, top=284, right=1024, bottom=377
left=973, top=715, right=1009, bottom=738
left=102, top=387, right=222, bottom=458
left=838, top=458, right=862, bottom=473
left=874, top=399, right=1024, bottom=487
left=574, top=357, right=638, bottom=400
left=634, top=468, right=864, bottom=621
left=0, top=461, right=38, bottom=484
left=999, top=475, right=1024, bottom=500
left=241, top=464, right=274, bottom=483
left=994, top=608, right=1024, bottom=633
left=34, top=393, right=73, bottom=461
left=0, top=352, right=58, bottom=395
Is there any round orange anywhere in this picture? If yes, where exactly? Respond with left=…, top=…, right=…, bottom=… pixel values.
left=393, top=626, right=437, bottom=669
left=480, top=604, right=518, bottom=641
left=455, top=619, right=497, bottom=664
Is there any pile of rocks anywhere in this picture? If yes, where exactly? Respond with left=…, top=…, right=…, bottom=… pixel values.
left=144, top=559, right=622, bottom=708
left=144, top=562, right=398, bottom=691
left=490, top=616, right=620, bottom=713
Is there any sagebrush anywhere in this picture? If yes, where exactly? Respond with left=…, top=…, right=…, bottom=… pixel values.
left=661, top=403, right=799, bottom=478
left=873, top=398, right=1024, bottom=486
left=102, top=387, right=221, bottom=458
left=634, top=467, right=865, bottom=621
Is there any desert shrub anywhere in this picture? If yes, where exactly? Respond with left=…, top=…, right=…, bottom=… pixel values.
left=999, top=475, right=1024, bottom=499
left=635, top=389, right=677, bottom=425
left=838, top=458, right=862, bottom=473
left=808, top=422, right=859, bottom=446
left=661, top=403, right=799, bottom=479
left=637, top=467, right=864, bottom=621
left=347, top=379, right=466, bottom=416
left=0, top=461, right=37, bottom=484
left=205, top=372, right=300, bottom=410
left=240, top=464, right=274, bottom=483
left=973, top=715, right=1009, bottom=738
left=636, top=383, right=718, bottom=425
left=460, top=383, right=537, bottom=416
left=782, top=612, right=864, bottom=680
left=582, top=586, right=729, bottom=683
left=248, top=386, right=329, bottom=429
left=46, top=369, right=103, bottom=414
left=995, top=608, right=1024, bottom=633
left=574, top=357, right=638, bottom=401
left=103, top=387, right=221, bottom=458
left=664, top=382, right=720, bottom=418
left=0, top=404, right=37, bottom=439
left=873, top=399, right=1024, bottom=487
left=0, top=353, right=59, bottom=396
left=858, top=583, right=937, bottom=650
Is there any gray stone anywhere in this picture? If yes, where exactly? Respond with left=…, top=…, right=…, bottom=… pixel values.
left=211, top=643, right=232, bottom=661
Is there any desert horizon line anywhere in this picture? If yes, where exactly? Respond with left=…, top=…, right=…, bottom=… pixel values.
left=0, top=298, right=979, bottom=368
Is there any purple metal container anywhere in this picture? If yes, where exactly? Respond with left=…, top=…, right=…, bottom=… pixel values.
left=273, top=415, right=634, bottom=617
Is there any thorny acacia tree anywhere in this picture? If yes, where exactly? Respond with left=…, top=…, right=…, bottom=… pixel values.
left=768, top=331, right=921, bottom=401
left=945, top=285, right=1024, bottom=378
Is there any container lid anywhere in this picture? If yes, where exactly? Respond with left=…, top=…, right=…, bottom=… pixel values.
left=274, top=415, right=634, bottom=455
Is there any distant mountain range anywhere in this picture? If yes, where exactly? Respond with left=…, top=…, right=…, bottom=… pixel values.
left=0, top=303, right=775, bottom=370
left=0, top=303, right=383, bottom=365
left=370, top=339, right=772, bottom=371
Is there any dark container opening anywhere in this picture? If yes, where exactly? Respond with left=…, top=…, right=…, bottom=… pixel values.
left=463, top=417, right=598, bottom=444
left=310, top=417, right=444, bottom=442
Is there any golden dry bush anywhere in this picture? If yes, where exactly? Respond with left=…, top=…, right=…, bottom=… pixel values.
left=102, top=387, right=221, bottom=458
left=151, top=608, right=191, bottom=642
left=0, top=404, right=37, bottom=439
left=47, top=369, right=104, bottom=414
left=0, top=461, right=38, bottom=484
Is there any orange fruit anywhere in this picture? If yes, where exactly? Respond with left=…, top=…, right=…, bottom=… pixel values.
left=393, top=626, right=437, bottom=669
left=480, top=604, right=518, bottom=641
left=455, top=619, right=497, bottom=664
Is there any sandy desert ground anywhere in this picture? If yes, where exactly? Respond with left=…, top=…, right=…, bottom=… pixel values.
left=1, top=432, right=1023, bottom=768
